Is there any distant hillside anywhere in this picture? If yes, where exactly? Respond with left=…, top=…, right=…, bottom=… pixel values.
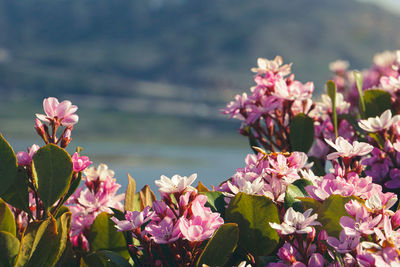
left=0, top=0, right=400, bottom=100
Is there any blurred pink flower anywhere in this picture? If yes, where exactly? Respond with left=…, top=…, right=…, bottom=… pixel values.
left=35, top=97, right=79, bottom=126
left=16, top=144, right=40, bottom=166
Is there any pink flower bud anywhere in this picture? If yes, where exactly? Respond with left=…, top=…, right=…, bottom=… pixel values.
left=308, top=253, right=324, bottom=267
left=35, top=118, right=43, bottom=129
left=16, top=151, right=32, bottom=166
left=278, top=247, right=295, bottom=264
left=318, top=230, right=328, bottom=241
left=392, top=210, right=400, bottom=228
left=307, top=227, right=316, bottom=242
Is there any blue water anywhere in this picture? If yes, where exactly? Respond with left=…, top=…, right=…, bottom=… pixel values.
left=8, top=138, right=251, bottom=192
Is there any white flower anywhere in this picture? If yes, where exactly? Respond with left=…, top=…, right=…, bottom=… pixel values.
left=226, top=177, right=264, bottom=196
left=317, top=93, right=350, bottom=115
left=358, top=109, right=400, bottom=133
left=251, top=56, right=292, bottom=76
left=155, top=173, right=197, bottom=194
left=329, top=60, right=349, bottom=73
left=83, top=163, right=115, bottom=182
left=269, top=208, right=321, bottom=235
left=325, top=137, right=373, bottom=160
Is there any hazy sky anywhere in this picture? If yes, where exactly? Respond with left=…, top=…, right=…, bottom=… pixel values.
left=359, top=0, right=400, bottom=14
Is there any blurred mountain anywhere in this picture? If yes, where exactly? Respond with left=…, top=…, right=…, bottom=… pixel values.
left=0, top=0, right=400, bottom=101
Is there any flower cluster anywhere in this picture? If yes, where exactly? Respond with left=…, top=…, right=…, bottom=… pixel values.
left=112, top=174, right=224, bottom=266
left=66, top=163, right=124, bottom=251
left=222, top=56, right=315, bottom=152
left=218, top=150, right=310, bottom=204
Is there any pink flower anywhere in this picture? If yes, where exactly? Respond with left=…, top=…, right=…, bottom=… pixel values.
left=178, top=195, right=224, bottom=242
left=112, top=206, right=154, bottom=232
left=16, top=144, right=40, bottom=166
left=340, top=214, right=382, bottom=236
left=327, top=230, right=360, bottom=253
left=71, top=152, right=92, bottom=172
left=358, top=109, right=400, bottom=132
left=145, top=216, right=181, bottom=244
left=325, top=137, right=373, bottom=160
left=269, top=208, right=321, bottom=235
left=36, top=97, right=79, bottom=126
left=273, top=78, right=314, bottom=101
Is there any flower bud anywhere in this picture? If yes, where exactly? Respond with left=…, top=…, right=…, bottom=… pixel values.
left=278, top=247, right=295, bottom=264
left=16, top=151, right=32, bottom=166
left=392, top=210, right=400, bottom=228
left=60, top=128, right=72, bottom=148
left=307, top=227, right=316, bottom=243
left=318, top=230, right=327, bottom=241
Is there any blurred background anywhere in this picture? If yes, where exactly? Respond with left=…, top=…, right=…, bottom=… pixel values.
left=1, top=0, right=400, bottom=189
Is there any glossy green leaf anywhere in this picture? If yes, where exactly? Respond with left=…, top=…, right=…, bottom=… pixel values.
left=0, top=134, right=18, bottom=196
left=196, top=223, right=239, bottom=267
left=33, top=144, right=73, bottom=210
left=88, top=213, right=129, bottom=259
left=84, top=250, right=131, bottom=267
left=297, top=197, right=322, bottom=212
left=363, top=89, right=392, bottom=118
left=226, top=193, right=280, bottom=256
left=308, top=157, right=325, bottom=176
left=60, top=172, right=83, bottom=207
left=289, top=113, right=314, bottom=153
left=124, top=174, right=140, bottom=212
left=0, top=199, right=16, bottom=236
left=292, top=179, right=313, bottom=196
left=1, top=167, right=30, bottom=213
left=0, top=230, right=20, bottom=267
left=201, top=191, right=226, bottom=217
left=327, top=80, right=338, bottom=138
left=317, top=194, right=353, bottom=237
left=284, top=184, right=304, bottom=212
left=26, top=212, right=72, bottom=267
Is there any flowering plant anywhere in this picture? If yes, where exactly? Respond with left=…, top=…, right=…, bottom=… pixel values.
left=1, top=50, right=400, bottom=266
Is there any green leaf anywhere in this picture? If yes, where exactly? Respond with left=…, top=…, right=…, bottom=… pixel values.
left=327, top=80, right=338, bottom=138
left=0, top=230, right=20, bottom=267
left=354, top=71, right=366, bottom=118
left=225, top=193, right=280, bottom=256
left=284, top=184, right=304, bottom=212
left=363, top=89, right=392, bottom=118
left=25, top=213, right=72, bottom=267
left=308, top=157, right=325, bottom=176
left=317, top=194, right=354, bottom=237
left=289, top=113, right=314, bottom=153
left=124, top=174, right=140, bottom=212
left=297, top=197, right=322, bottom=212
left=32, top=144, right=73, bottom=210
left=88, top=213, right=129, bottom=259
left=196, top=223, right=239, bottom=267
left=84, top=250, right=131, bottom=267
left=1, top=167, right=30, bottom=213
left=0, top=134, right=18, bottom=196
left=0, top=199, right=16, bottom=236
left=60, top=172, right=82, bottom=207
left=200, top=191, right=226, bottom=217
left=292, top=179, right=313, bottom=196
